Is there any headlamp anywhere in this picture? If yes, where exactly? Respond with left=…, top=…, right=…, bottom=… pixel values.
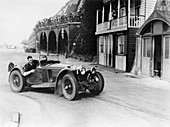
left=91, top=67, right=96, bottom=74
left=80, top=67, right=86, bottom=75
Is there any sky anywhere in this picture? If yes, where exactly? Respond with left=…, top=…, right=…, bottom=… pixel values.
left=0, top=0, right=69, bottom=45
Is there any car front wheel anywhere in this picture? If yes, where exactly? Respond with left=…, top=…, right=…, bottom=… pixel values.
left=89, top=72, right=104, bottom=95
left=61, top=74, right=78, bottom=101
left=9, top=70, right=25, bottom=92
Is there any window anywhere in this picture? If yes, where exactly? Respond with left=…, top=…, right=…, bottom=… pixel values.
left=119, top=0, right=126, bottom=17
left=143, top=39, right=146, bottom=57
left=165, top=37, right=170, bottom=59
left=111, top=1, right=118, bottom=19
left=120, top=7, right=126, bottom=17
left=109, top=35, right=112, bottom=54
left=147, top=40, right=151, bottom=57
left=99, top=36, right=104, bottom=53
left=118, top=35, right=125, bottom=55
left=135, top=0, right=141, bottom=16
left=143, top=38, right=151, bottom=57
left=105, top=36, right=108, bottom=53
left=104, top=4, right=110, bottom=22
left=98, top=9, right=102, bottom=24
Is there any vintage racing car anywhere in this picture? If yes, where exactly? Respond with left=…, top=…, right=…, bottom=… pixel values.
left=8, top=54, right=104, bottom=101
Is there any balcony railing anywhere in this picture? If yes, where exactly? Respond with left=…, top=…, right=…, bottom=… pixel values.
left=119, top=16, right=127, bottom=26
left=111, top=16, right=127, bottom=29
left=96, top=21, right=110, bottom=32
left=103, top=21, right=110, bottom=30
left=96, top=15, right=145, bottom=32
left=129, top=15, right=145, bottom=27
left=111, top=19, right=117, bottom=27
left=96, top=23, right=103, bottom=32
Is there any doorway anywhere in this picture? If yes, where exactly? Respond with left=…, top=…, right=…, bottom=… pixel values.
left=49, top=31, right=57, bottom=53
left=58, top=29, right=68, bottom=55
left=154, top=36, right=162, bottom=77
left=112, top=35, right=116, bottom=68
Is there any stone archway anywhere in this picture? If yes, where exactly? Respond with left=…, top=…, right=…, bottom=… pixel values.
left=40, top=32, right=47, bottom=51
left=58, top=29, right=68, bottom=54
left=49, top=31, right=57, bottom=53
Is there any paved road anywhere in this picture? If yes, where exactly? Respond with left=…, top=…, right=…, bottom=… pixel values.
left=0, top=48, right=170, bottom=127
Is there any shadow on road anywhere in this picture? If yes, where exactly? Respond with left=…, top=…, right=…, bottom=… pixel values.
left=23, top=87, right=54, bottom=94
left=79, top=92, right=96, bottom=99
left=23, top=87, right=99, bottom=99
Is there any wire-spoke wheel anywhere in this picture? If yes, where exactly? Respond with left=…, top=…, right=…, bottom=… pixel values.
left=61, top=74, right=78, bottom=101
left=89, top=72, right=104, bottom=95
left=9, top=70, right=25, bottom=92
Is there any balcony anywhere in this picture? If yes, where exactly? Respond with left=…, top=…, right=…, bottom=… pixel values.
left=96, top=16, right=128, bottom=33
left=119, top=16, right=127, bottom=26
left=111, top=16, right=127, bottom=29
left=96, top=21, right=110, bottom=32
left=96, top=15, right=145, bottom=34
left=129, top=15, right=145, bottom=27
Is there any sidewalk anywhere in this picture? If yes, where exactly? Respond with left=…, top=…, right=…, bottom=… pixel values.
left=91, top=64, right=170, bottom=90
left=66, top=57, right=170, bottom=87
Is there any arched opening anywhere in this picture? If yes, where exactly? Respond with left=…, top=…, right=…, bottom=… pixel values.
left=49, top=31, right=57, bottom=53
left=58, top=29, right=68, bottom=55
left=139, top=19, right=170, bottom=77
left=40, top=32, right=47, bottom=51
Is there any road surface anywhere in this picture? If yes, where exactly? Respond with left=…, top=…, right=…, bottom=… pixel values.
left=0, top=48, right=170, bottom=127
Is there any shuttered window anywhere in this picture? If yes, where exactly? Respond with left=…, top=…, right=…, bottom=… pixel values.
left=99, top=36, right=104, bottom=53
left=118, top=35, right=125, bottom=55
left=143, top=38, right=151, bottom=57
left=165, top=37, right=170, bottom=59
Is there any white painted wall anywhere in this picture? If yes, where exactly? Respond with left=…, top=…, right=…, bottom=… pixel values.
left=144, top=0, right=157, bottom=19
left=99, top=53, right=104, bottom=65
left=162, top=36, right=170, bottom=81
left=115, top=55, right=126, bottom=71
left=141, top=57, right=150, bottom=76
left=163, top=59, right=170, bottom=81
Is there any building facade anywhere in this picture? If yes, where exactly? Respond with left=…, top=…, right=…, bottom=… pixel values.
left=95, top=0, right=157, bottom=72
left=30, top=0, right=83, bottom=55
left=134, top=0, right=170, bottom=81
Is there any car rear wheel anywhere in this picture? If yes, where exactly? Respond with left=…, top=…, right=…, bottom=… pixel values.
left=9, top=70, right=25, bottom=92
left=61, top=74, right=78, bottom=101
left=89, top=72, right=104, bottom=95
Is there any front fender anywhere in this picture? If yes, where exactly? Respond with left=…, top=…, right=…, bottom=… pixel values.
left=8, top=65, right=24, bottom=82
left=9, top=65, right=24, bottom=75
left=55, top=68, right=70, bottom=84
left=54, top=68, right=76, bottom=95
left=8, top=62, right=14, bottom=72
left=8, top=62, right=24, bottom=74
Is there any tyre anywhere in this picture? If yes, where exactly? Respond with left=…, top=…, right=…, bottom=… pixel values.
left=89, top=72, right=104, bottom=95
left=9, top=70, right=25, bottom=92
left=61, top=74, right=78, bottom=101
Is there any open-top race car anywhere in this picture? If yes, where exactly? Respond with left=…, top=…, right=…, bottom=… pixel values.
left=8, top=53, right=104, bottom=101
